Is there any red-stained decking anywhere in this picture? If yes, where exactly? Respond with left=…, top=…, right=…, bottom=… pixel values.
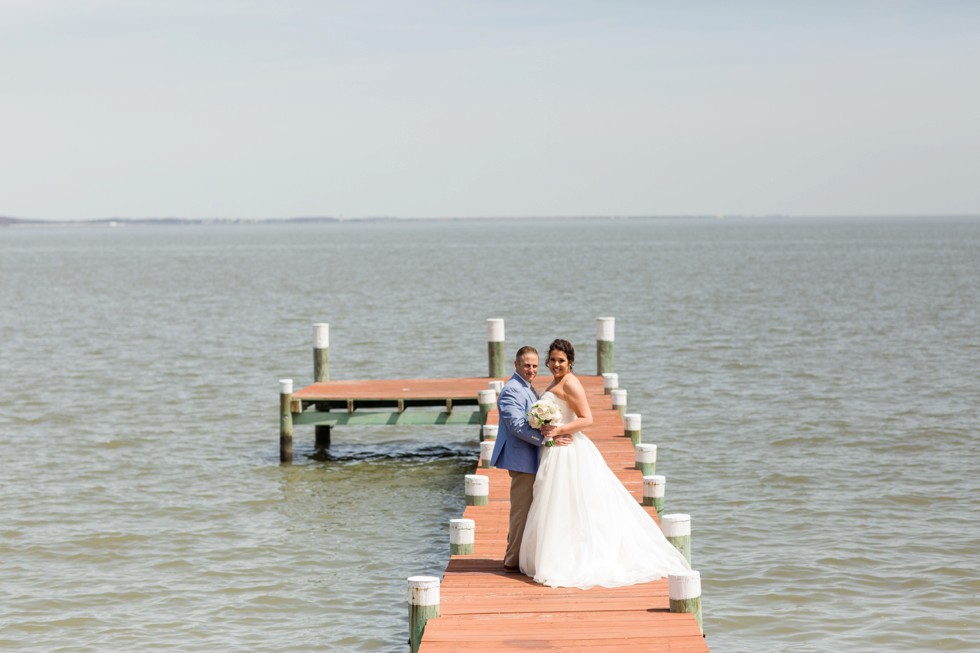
left=292, top=375, right=708, bottom=651
left=293, top=377, right=499, bottom=402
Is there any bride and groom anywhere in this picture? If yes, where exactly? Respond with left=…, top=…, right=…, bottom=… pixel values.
left=489, top=339, right=690, bottom=589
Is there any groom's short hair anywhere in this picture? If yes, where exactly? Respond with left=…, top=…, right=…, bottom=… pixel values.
left=515, top=345, right=538, bottom=360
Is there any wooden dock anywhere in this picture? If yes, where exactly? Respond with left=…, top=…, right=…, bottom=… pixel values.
left=423, top=374, right=708, bottom=652
left=285, top=372, right=708, bottom=651
left=292, top=377, right=495, bottom=425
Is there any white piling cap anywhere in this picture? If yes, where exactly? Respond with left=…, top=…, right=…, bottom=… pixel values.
left=602, top=372, right=619, bottom=390
left=449, top=518, right=475, bottom=544
left=450, top=518, right=475, bottom=530
left=596, top=316, right=615, bottom=341
left=478, top=389, right=496, bottom=405
left=624, top=413, right=641, bottom=430
left=488, top=380, right=504, bottom=393
left=482, top=424, right=498, bottom=439
left=662, top=513, right=691, bottom=537
left=279, top=379, right=293, bottom=394
left=642, top=474, right=666, bottom=497
left=635, top=443, right=658, bottom=462
left=611, top=388, right=627, bottom=406
left=479, top=441, right=495, bottom=467
left=668, top=570, right=701, bottom=600
left=465, top=474, right=489, bottom=495
left=407, top=576, right=440, bottom=605
left=313, top=323, right=330, bottom=348
left=486, top=318, right=505, bottom=342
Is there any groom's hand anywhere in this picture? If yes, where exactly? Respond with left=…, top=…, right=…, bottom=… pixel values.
left=552, top=434, right=573, bottom=447
left=541, top=424, right=572, bottom=446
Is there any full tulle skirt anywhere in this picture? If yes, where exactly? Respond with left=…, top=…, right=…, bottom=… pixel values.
left=519, top=432, right=691, bottom=589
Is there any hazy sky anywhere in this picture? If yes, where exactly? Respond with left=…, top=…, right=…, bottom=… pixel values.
left=2, top=1, right=978, bottom=220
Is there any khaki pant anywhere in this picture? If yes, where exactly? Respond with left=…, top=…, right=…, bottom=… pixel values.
left=505, top=470, right=535, bottom=568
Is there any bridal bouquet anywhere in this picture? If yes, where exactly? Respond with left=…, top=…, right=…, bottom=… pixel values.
left=528, top=399, right=562, bottom=447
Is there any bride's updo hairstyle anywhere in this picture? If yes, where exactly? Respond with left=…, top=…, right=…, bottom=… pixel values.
left=548, top=338, right=575, bottom=371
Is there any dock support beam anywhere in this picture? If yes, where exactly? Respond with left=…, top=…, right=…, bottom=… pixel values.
left=408, top=576, right=440, bottom=653
left=487, top=318, right=505, bottom=378
left=279, top=379, right=293, bottom=464
left=596, top=316, right=615, bottom=375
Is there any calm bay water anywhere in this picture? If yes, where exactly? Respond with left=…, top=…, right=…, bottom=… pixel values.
left=1, top=217, right=978, bottom=652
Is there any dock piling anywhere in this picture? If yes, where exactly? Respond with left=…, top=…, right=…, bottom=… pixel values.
left=642, top=474, right=665, bottom=518
left=611, top=388, right=627, bottom=416
left=313, top=323, right=331, bottom=448
left=481, top=424, right=498, bottom=442
left=314, top=424, right=331, bottom=450
left=449, top=518, right=475, bottom=555
left=624, top=413, right=642, bottom=445
left=663, top=513, right=692, bottom=564
left=465, top=474, right=489, bottom=506
left=602, top=372, right=618, bottom=395
left=408, top=576, right=440, bottom=653
left=313, top=323, right=329, bottom=382
left=635, top=443, right=657, bottom=475
left=596, top=316, right=615, bottom=374
left=479, top=441, right=495, bottom=468
left=477, top=389, right=496, bottom=424
left=487, top=318, right=505, bottom=378
left=279, top=379, right=293, bottom=464
left=669, top=569, right=703, bottom=635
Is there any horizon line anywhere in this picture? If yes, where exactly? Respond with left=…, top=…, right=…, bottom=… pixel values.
left=4, top=213, right=980, bottom=227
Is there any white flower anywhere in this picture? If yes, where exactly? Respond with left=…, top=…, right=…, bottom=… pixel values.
left=527, top=399, right=562, bottom=430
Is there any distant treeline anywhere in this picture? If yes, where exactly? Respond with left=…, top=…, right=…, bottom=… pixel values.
left=0, top=216, right=355, bottom=227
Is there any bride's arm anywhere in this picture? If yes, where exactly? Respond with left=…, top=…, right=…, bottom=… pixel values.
left=552, top=374, right=593, bottom=436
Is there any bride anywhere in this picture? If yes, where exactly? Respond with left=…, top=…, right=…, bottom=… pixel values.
left=519, top=338, right=691, bottom=588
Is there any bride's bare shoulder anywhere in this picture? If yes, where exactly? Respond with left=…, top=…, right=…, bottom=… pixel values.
left=563, top=374, right=589, bottom=403
left=550, top=374, right=584, bottom=401
left=564, top=373, right=585, bottom=393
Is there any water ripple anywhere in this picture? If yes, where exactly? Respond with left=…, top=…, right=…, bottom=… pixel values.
left=2, top=219, right=979, bottom=652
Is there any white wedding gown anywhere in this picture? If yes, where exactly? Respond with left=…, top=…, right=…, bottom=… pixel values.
left=519, top=392, right=691, bottom=588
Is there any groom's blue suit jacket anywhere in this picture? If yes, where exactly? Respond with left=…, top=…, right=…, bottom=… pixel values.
left=490, top=372, right=545, bottom=475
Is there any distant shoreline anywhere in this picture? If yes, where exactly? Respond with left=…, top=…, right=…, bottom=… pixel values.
left=0, top=215, right=713, bottom=228
left=2, top=214, right=978, bottom=228
left=1, top=216, right=349, bottom=228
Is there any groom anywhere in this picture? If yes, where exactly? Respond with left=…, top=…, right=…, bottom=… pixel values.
left=489, top=345, right=571, bottom=570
